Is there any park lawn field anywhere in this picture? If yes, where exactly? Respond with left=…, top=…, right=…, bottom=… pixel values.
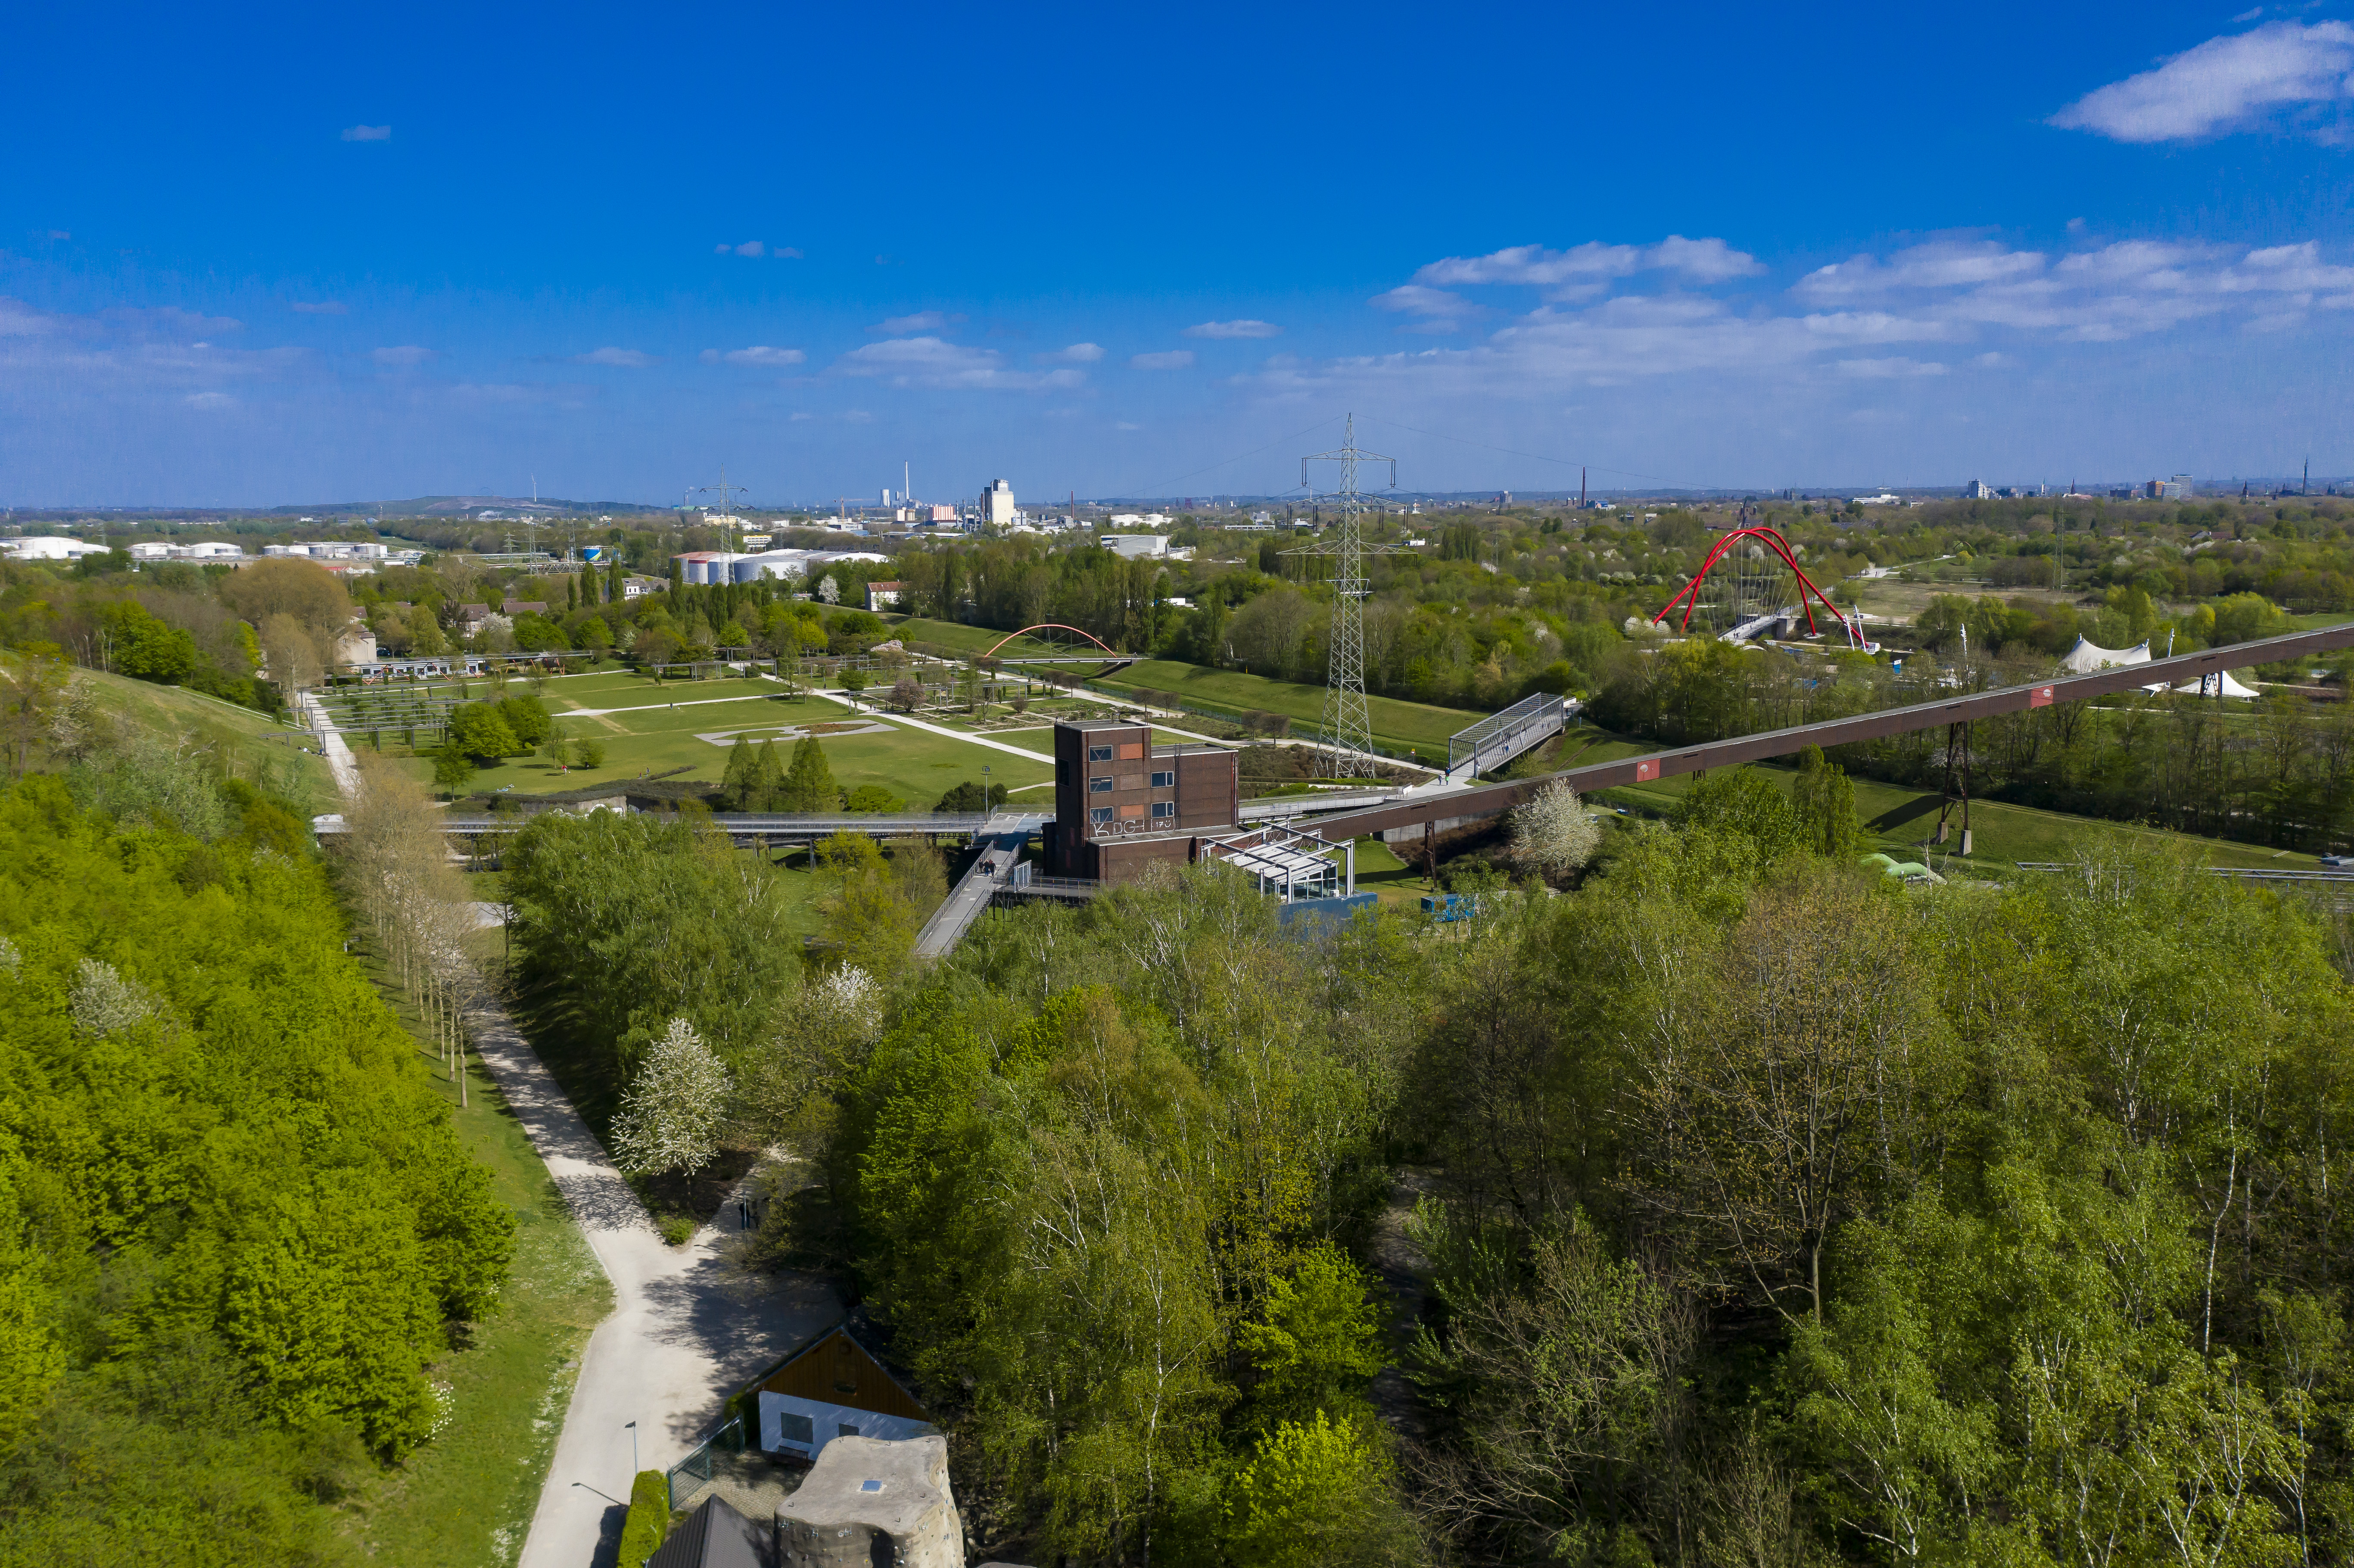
left=339, top=936, right=612, bottom=1568
left=76, top=667, right=336, bottom=808
left=1096, top=659, right=1486, bottom=756
left=1594, top=762, right=2317, bottom=873
left=359, top=686, right=1052, bottom=805
left=937, top=723, right=1214, bottom=759
left=1348, top=835, right=1426, bottom=908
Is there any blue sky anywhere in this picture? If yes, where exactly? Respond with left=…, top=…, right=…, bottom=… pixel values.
left=8, top=2, right=2354, bottom=506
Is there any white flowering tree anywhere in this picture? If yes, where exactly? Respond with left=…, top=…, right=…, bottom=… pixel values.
left=809, top=964, right=883, bottom=1043
left=71, top=958, right=165, bottom=1037
left=610, top=1017, right=732, bottom=1176
left=1509, top=780, right=1602, bottom=883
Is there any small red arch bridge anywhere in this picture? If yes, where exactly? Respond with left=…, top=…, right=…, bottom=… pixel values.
left=1651, top=524, right=1872, bottom=649
left=974, top=624, right=1139, bottom=668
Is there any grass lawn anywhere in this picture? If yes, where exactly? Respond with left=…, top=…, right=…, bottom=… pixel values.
left=951, top=723, right=1211, bottom=759
left=352, top=679, right=1052, bottom=807
left=1096, top=658, right=1486, bottom=757
left=882, top=616, right=1080, bottom=658
left=1592, top=759, right=2317, bottom=874
left=76, top=667, right=336, bottom=809
left=338, top=936, right=613, bottom=1568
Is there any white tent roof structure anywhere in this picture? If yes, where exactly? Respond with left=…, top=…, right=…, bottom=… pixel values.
left=2145, top=669, right=2261, bottom=699
left=2059, top=636, right=2151, bottom=672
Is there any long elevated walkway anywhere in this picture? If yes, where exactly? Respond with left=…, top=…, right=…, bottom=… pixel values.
left=913, top=816, right=1036, bottom=958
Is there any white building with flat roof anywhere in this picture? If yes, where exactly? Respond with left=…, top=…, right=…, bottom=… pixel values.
left=1101, top=534, right=1171, bottom=559
left=5, top=536, right=110, bottom=561
left=983, top=478, right=1016, bottom=529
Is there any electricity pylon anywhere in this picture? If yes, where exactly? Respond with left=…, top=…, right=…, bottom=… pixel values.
left=1289, top=414, right=1400, bottom=778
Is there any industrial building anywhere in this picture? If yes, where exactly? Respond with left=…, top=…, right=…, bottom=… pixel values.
left=1037, top=718, right=1364, bottom=909
left=982, top=478, right=1017, bottom=529
left=674, top=548, right=893, bottom=585
left=1044, top=719, right=1239, bottom=881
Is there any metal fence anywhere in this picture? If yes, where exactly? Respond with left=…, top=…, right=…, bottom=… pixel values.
left=666, top=1416, right=745, bottom=1511
left=1447, top=692, right=1567, bottom=778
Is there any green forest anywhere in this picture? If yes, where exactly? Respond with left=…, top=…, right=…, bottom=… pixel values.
left=0, top=704, right=514, bottom=1563
left=492, top=772, right=2354, bottom=1566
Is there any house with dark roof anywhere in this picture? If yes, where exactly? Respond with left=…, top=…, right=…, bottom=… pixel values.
left=645, top=1495, right=766, bottom=1568
left=750, top=1320, right=937, bottom=1463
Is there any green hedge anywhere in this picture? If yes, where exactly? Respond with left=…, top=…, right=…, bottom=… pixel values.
left=619, top=1468, right=669, bottom=1567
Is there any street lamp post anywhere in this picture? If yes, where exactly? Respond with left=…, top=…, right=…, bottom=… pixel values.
left=626, top=1420, right=638, bottom=1475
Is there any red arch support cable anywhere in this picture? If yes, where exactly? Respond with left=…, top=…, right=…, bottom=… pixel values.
left=1651, top=525, right=1852, bottom=638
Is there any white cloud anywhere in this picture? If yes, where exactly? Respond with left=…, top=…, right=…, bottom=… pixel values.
left=1372, top=284, right=1468, bottom=317
left=699, top=345, right=806, bottom=366
left=450, top=382, right=582, bottom=408
left=45, top=230, right=69, bottom=240
left=1795, top=242, right=2046, bottom=300
left=1184, top=319, right=1282, bottom=339
left=833, top=336, right=1082, bottom=390
left=788, top=411, right=815, bottom=421
left=1835, top=357, right=1949, bottom=378
left=721, top=240, right=767, bottom=257
left=370, top=345, right=436, bottom=367
left=1036, top=342, right=1104, bottom=364
left=872, top=310, right=964, bottom=334
left=1130, top=349, right=1195, bottom=370
left=290, top=300, right=347, bottom=315
left=184, top=392, right=235, bottom=409
left=574, top=346, right=657, bottom=368
left=777, top=247, right=803, bottom=259
left=2051, top=22, right=2354, bottom=142
left=1115, top=421, right=1141, bottom=430
left=1412, top=235, right=1760, bottom=289
left=1648, top=236, right=1766, bottom=283
left=341, top=124, right=391, bottom=142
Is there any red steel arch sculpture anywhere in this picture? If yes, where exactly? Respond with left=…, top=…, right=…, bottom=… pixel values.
left=1650, top=525, right=1858, bottom=641
left=978, top=623, right=1121, bottom=659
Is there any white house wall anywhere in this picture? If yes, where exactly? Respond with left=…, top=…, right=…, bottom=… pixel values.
left=757, top=1391, right=937, bottom=1462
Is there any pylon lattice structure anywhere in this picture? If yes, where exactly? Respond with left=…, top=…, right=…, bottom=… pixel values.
left=1291, top=414, right=1399, bottom=778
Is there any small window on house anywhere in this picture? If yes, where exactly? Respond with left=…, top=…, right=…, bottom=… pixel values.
left=1089, top=776, right=1113, bottom=793
left=1150, top=770, right=1175, bottom=788
left=779, top=1413, right=815, bottom=1447
left=1088, top=745, right=1113, bottom=762
left=1090, top=806, right=1114, bottom=824
left=1152, top=801, right=1175, bottom=819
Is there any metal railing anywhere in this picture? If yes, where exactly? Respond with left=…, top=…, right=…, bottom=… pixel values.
left=1447, top=692, right=1568, bottom=779
left=666, top=1416, right=745, bottom=1511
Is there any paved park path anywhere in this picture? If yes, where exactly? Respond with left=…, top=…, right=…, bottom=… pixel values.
left=305, top=690, right=838, bottom=1567
left=465, top=994, right=837, bottom=1568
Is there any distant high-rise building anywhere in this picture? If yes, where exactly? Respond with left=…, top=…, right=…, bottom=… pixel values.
left=1965, top=479, right=1994, bottom=499
left=983, top=478, right=1016, bottom=529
